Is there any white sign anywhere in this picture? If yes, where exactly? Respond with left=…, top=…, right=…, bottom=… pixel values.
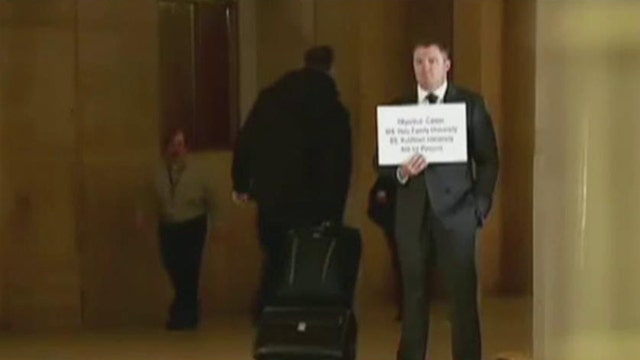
left=376, top=103, right=468, bottom=166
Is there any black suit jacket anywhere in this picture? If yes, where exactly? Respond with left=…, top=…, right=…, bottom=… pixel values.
left=377, top=84, right=499, bottom=239
left=232, top=68, right=352, bottom=225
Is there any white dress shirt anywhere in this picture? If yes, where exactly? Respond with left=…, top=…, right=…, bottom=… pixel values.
left=417, top=81, right=447, bottom=105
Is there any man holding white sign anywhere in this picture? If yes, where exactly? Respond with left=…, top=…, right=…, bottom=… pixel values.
left=376, top=42, right=498, bottom=360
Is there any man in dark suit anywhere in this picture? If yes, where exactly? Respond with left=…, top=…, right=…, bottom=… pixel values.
left=231, top=46, right=352, bottom=320
left=377, top=42, right=498, bottom=360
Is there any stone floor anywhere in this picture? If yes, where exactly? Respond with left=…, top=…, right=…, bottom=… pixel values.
left=0, top=297, right=532, bottom=360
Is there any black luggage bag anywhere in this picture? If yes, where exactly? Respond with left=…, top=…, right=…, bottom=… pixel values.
left=254, top=306, right=357, bottom=360
left=254, top=223, right=361, bottom=360
left=266, top=223, right=361, bottom=308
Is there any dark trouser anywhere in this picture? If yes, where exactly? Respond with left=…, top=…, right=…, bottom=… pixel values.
left=384, top=228, right=403, bottom=319
left=159, top=214, right=207, bottom=327
left=397, top=206, right=480, bottom=360
left=254, top=214, right=289, bottom=319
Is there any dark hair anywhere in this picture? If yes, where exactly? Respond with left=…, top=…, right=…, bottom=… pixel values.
left=304, top=45, right=334, bottom=71
left=162, top=126, right=186, bottom=149
left=413, top=41, right=450, bottom=60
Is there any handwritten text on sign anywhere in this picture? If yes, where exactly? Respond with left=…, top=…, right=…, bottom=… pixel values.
left=376, top=103, right=467, bottom=165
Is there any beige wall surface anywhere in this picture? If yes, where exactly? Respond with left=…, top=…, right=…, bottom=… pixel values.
left=534, top=2, right=640, bottom=359
left=0, top=0, right=82, bottom=330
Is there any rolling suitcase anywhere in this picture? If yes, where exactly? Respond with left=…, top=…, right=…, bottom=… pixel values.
left=254, top=306, right=356, bottom=360
left=266, top=223, right=361, bottom=308
left=254, top=223, right=361, bottom=360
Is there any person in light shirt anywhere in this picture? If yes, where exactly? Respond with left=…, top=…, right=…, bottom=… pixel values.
left=139, top=128, right=214, bottom=330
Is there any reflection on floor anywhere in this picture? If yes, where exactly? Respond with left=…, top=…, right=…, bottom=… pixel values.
left=0, top=297, right=531, bottom=360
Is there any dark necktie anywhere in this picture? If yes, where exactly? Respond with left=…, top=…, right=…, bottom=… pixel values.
left=423, top=93, right=439, bottom=188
